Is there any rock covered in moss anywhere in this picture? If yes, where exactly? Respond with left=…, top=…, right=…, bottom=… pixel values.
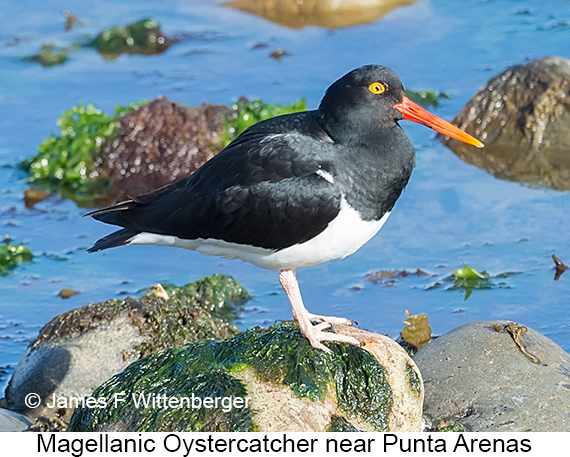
left=20, top=102, right=140, bottom=205
left=22, top=96, right=306, bottom=206
left=444, top=56, right=570, bottom=190
left=90, top=18, right=173, bottom=59
left=23, top=44, right=69, bottom=67
left=413, top=320, right=570, bottom=431
left=68, top=324, right=423, bottom=432
left=0, top=238, right=33, bottom=275
left=3, top=274, right=248, bottom=427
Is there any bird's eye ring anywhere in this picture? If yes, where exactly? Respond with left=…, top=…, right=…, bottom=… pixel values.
left=368, top=82, right=386, bottom=94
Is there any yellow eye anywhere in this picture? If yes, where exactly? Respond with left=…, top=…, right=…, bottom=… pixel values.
left=368, top=82, right=386, bottom=94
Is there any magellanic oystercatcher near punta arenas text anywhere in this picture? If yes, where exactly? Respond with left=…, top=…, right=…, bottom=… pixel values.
left=87, top=65, right=483, bottom=354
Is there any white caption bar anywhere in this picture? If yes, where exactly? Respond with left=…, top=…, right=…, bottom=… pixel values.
left=1, top=431, right=565, bottom=456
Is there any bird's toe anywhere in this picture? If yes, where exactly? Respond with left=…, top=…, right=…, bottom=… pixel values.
left=307, top=313, right=356, bottom=327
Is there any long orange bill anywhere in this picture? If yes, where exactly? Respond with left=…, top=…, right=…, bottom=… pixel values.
left=393, top=96, right=484, bottom=148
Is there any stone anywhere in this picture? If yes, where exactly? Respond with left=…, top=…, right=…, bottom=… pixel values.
left=413, top=320, right=570, bottom=431
left=68, top=324, right=423, bottom=432
left=0, top=408, right=32, bottom=432
left=92, top=97, right=231, bottom=203
left=443, top=56, right=570, bottom=190
left=3, top=274, right=248, bottom=427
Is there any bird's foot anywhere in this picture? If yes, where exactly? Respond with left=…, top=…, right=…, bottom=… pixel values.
left=278, top=268, right=361, bottom=354
left=307, top=312, right=357, bottom=327
left=299, top=321, right=362, bottom=355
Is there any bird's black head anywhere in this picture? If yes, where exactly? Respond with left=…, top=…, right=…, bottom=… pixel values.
left=317, top=65, right=407, bottom=144
left=317, top=65, right=484, bottom=148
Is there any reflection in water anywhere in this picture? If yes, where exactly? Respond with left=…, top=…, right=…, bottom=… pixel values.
left=443, top=57, right=570, bottom=191
left=223, top=0, right=416, bottom=29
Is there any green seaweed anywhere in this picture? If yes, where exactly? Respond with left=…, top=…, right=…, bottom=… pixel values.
left=69, top=323, right=393, bottom=432
left=451, top=264, right=492, bottom=300
left=427, top=264, right=518, bottom=300
left=68, top=345, right=254, bottom=432
left=162, top=273, right=250, bottom=318
left=20, top=102, right=143, bottom=204
left=22, top=97, right=306, bottom=205
left=0, top=237, right=33, bottom=276
left=406, top=89, right=449, bottom=108
left=405, top=363, right=422, bottom=398
left=133, top=275, right=245, bottom=357
left=90, top=18, right=172, bottom=59
left=222, top=98, right=307, bottom=146
left=327, top=415, right=360, bottom=432
left=437, top=421, right=467, bottom=432
left=23, top=44, right=70, bottom=67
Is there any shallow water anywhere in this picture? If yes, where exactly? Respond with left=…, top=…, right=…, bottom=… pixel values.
left=1, top=0, right=570, bottom=393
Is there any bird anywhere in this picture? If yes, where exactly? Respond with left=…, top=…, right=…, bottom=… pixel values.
left=86, top=65, right=483, bottom=354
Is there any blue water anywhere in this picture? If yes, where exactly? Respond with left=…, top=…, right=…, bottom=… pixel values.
left=1, top=0, right=570, bottom=394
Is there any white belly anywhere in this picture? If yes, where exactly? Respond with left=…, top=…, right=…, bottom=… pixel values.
left=128, top=199, right=390, bottom=271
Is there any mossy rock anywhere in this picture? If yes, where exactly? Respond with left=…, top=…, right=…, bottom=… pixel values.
left=22, top=97, right=306, bottom=206
left=4, top=274, right=247, bottom=427
left=0, top=238, right=33, bottom=275
left=68, top=325, right=423, bottom=432
left=90, top=18, right=173, bottom=59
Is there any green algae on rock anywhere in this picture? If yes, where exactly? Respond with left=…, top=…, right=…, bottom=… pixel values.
left=405, top=363, right=422, bottom=398
left=0, top=238, right=33, bottom=276
left=222, top=98, right=307, bottom=146
left=20, top=102, right=144, bottom=205
left=90, top=18, right=173, bottom=59
left=405, top=89, right=449, bottom=108
left=31, top=274, right=245, bottom=358
left=23, top=44, right=71, bottom=67
left=162, top=273, right=250, bottom=318
left=68, top=323, right=399, bottom=432
left=22, top=96, right=307, bottom=206
left=5, top=275, right=246, bottom=427
left=326, top=414, right=360, bottom=432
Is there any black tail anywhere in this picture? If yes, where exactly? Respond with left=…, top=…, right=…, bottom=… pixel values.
left=83, top=199, right=140, bottom=225
left=88, top=228, right=140, bottom=252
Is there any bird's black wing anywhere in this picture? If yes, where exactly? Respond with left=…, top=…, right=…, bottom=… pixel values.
left=88, top=111, right=342, bottom=251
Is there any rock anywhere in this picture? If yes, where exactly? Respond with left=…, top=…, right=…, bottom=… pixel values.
left=68, top=324, right=423, bottom=432
left=0, top=408, right=32, bottom=432
left=3, top=274, right=248, bottom=427
left=223, top=0, right=417, bottom=29
left=413, top=320, right=570, bottom=431
left=92, top=97, right=232, bottom=203
left=443, top=56, right=570, bottom=190
left=90, top=18, right=173, bottom=60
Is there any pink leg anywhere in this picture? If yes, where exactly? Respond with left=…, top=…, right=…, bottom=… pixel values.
left=278, top=268, right=361, bottom=354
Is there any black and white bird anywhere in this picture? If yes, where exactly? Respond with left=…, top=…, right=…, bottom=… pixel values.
left=87, top=65, right=483, bottom=354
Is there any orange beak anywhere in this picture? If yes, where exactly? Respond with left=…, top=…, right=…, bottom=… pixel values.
left=393, top=96, right=484, bottom=148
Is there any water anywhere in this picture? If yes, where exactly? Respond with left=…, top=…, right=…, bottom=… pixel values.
left=1, top=0, right=570, bottom=394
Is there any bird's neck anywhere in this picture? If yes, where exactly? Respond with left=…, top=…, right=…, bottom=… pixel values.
left=331, top=125, right=416, bottom=222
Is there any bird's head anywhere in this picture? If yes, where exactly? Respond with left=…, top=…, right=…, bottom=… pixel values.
left=318, top=65, right=483, bottom=148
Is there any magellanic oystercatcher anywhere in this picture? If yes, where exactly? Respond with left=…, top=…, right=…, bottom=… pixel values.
left=87, top=65, right=483, bottom=354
